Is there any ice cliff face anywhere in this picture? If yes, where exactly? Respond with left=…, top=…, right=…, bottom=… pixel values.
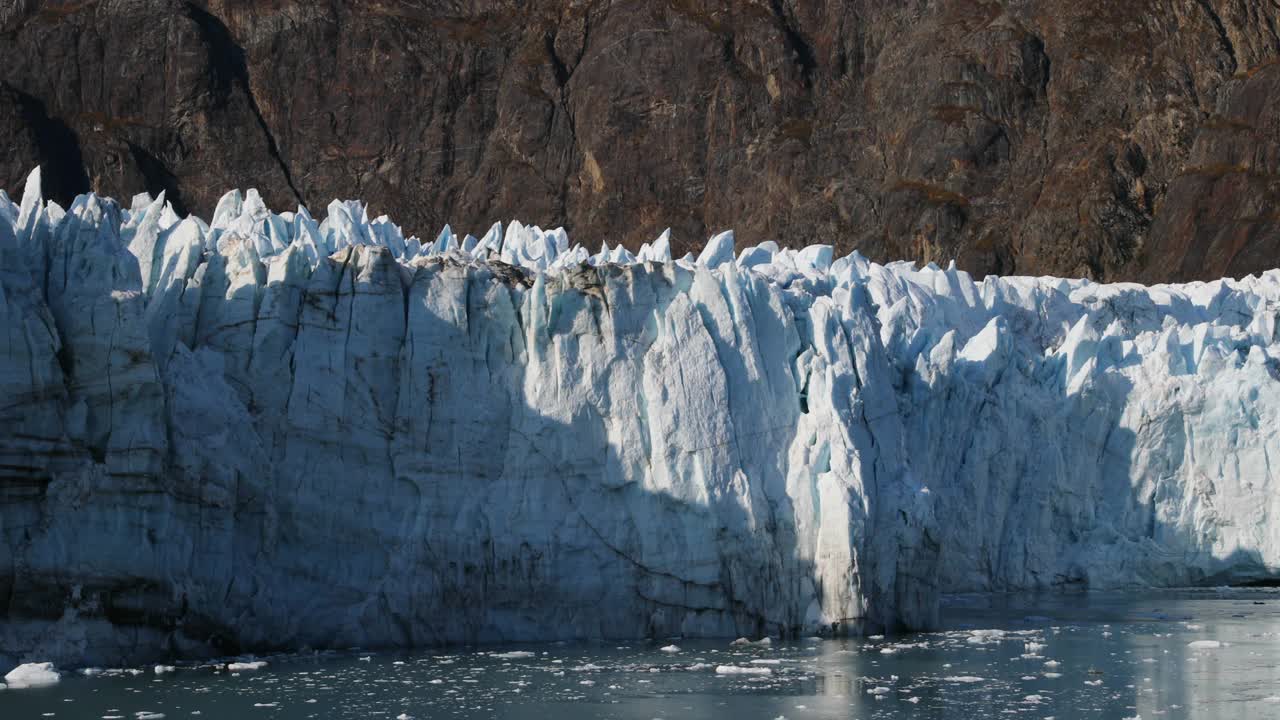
left=1, top=168, right=1277, bottom=668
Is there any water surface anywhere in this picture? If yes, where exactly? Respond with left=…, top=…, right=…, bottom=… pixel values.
left=3, top=589, right=1278, bottom=719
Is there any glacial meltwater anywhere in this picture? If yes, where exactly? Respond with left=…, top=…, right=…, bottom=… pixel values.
left=3, top=590, right=1278, bottom=720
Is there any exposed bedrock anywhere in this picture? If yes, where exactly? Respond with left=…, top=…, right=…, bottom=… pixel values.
left=2, top=0, right=1279, bottom=282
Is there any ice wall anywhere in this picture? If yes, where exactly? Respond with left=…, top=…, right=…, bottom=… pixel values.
left=1, top=168, right=1276, bottom=668
left=0, top=172, right=937, bottom=667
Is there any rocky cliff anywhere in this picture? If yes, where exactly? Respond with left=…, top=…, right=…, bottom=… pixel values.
left=2, top=0, right=1278, bottom=283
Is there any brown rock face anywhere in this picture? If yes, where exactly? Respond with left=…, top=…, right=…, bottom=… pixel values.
left=1, top=0, right=1278, bottom=282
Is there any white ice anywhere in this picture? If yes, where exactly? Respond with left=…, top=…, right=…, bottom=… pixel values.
left=3, top=662, right=61, bottom=689
left=1, top=167, right=1279, bottom=668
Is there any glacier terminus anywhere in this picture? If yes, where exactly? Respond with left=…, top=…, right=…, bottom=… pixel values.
left=1, top=168, right=1277, bottom=668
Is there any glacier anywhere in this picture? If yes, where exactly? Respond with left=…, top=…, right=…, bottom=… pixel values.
left=1, top=167, right=1277, bottom=669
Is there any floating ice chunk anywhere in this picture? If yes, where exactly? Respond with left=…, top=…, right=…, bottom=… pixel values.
left=226, top=661, right=267, bottom=671
left=966, top=629, right=1006, bottom=644
left=867, top=686, right=891, bottom=695
left=1187, top=640, right=1221, bottom=649
left=136, top=713, right=166, bottom=719
left=715, top=665, right=772, bottom=675
left=943, top=676, right=985, bottom=683
left=659, top=645, right=681, bottom=653
left=731, top=637, right=772, bottom=647
left=4, top=663, right=61, bottom=689
left=154, top=665, right=176, bottom=674
left=492, top=651, right=535, bottom=659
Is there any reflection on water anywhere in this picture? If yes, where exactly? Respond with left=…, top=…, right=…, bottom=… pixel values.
left=2, top=589, right=1278, bottom=719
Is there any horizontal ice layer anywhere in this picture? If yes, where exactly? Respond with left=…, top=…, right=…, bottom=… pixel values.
left=1, top=166, right=1278, bottom=669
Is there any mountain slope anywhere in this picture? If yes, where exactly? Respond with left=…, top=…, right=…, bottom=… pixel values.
left=1, top=0, right=1278, bottom=282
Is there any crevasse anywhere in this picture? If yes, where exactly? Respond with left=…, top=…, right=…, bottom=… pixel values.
left=0, top=168, right=1275, bottom=667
